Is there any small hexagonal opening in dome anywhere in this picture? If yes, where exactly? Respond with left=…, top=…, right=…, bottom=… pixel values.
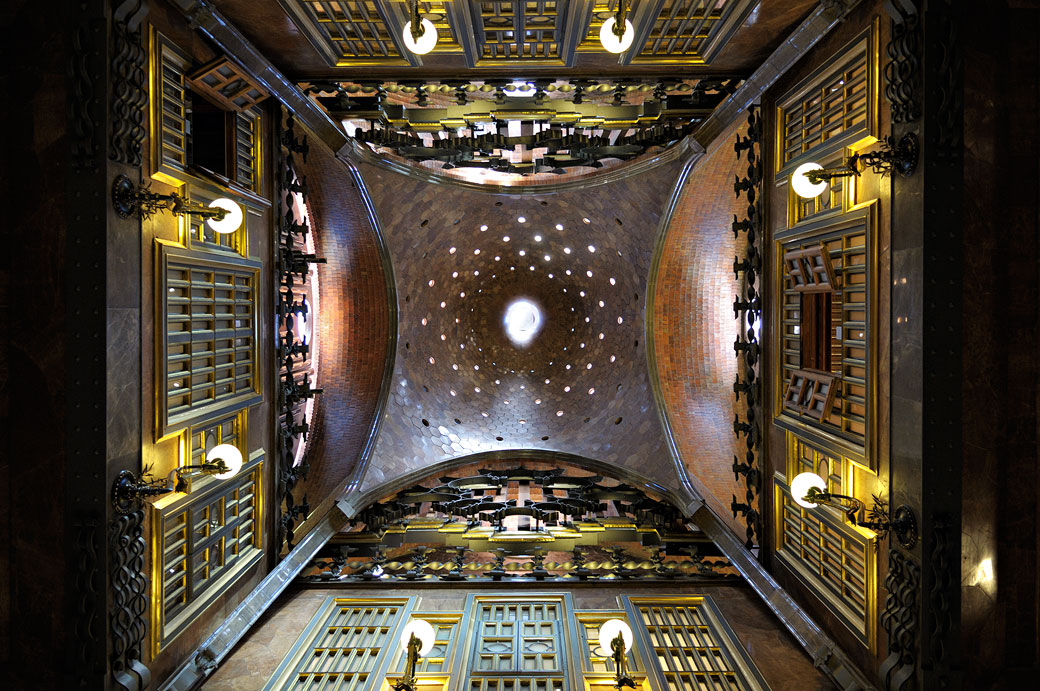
left=503, top=298, right=543, bottom=347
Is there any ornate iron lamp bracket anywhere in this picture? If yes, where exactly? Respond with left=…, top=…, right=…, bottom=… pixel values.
left=804, top=487, right=918, bottom=549
left=806, top=133, right=920, bottom=185
left=111, top=173, right=229, bottom=222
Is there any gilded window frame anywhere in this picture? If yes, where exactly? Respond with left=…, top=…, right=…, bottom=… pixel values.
left=772, top=201, right=879, bottom=470
left=623, top=595, right=769, bottom=690
left=155, top=241, right=262, bottom=441
left=149, top=450, right=265, bottom=654
left=774, top=21, right=880, bottom=181
left=772, top=471, right=877, bottom=648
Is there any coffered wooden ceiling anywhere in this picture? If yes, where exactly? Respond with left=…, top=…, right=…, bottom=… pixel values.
left=211, top=0, right=818, bottom=79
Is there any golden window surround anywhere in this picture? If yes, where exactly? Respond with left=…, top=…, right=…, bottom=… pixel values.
left=149, top=451, right=264, bottom=654
left=267, top=593, right=767, bottom=690
left=772, top=472, right=877, bottom=648
left=773, top=203, right=879, bottom=469
left=149, top=29, right=269, bottom=209
left=774, top=21, right=879, bottom=179
left=156, top=241, right=262, bottom=441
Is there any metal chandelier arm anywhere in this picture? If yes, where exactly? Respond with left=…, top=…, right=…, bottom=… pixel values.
left=614, top=0, right=630, bottom=39
left=803, top=486, right=862, bottom=520
left=408, top=0, right=422, bottom=42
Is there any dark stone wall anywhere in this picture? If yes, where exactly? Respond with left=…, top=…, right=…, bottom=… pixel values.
left=961, top=2, right=1040, bottom=687
left=3, top=1, right=74, bottom=687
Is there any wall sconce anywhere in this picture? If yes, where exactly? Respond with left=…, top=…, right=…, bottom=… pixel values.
left=112, top=468, right=173, bottom=514
left=790, top=472, right=918, bottom=549
left=791, top=133, right=919, bottom=199
left=600, top=0, right=634, bottom=53
left=391, top=619, right=436, bottom=691
left=169, top=443, right=244, bottom=493
left=402, top=0, right=437, bottom=55
left=111, top=444, right=244, bottom=513
left=112, top=174, right=243, bottom=233
left=598, top=619, right=635, bottom=689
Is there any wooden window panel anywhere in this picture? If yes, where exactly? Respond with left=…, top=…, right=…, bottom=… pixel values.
left=775, top=25, right=877, bottom=186
left=264, top=599, right=407, bottom=690
left=773, top=476, right=875, bottom=645
left=777, top=218, right=873, bottom=454
left=784, top=244, right=836, bottom=293
left=629, top=598, right=768, bottom=689
left=154, top=456, right=263, bottom=652
left=801, top=292, right=832, bottom=371
left=234, top=108, right=261, bottom=193
left=150, top=31, right=191, bottom=184
left=783, top=369, right=837, bottom=423
left=159, top=244, right=260, bottom=439
left=189, top=57, right=268, bottom=112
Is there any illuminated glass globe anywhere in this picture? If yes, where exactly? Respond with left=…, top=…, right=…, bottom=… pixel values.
left=207, top=444, right=244, bottom=480
left=790, top=472, right=827, bottom=509
left=791, top=162, right=827, bottom=199
left=402, top=18, right=438, bottom=55
left=598, top=619, right=634, bottom=653
left=599, top=17, right=634, bottom=53
left=400, top=619, right=436, bottom=656
left=207, top=198, right=244, bottom=234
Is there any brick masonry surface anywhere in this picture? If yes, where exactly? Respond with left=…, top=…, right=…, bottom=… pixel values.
left=297, top=137, right=391, bottom=523
left=353, top=157, right=688, bottom=496
left=652, top=117, right=748, bottom=533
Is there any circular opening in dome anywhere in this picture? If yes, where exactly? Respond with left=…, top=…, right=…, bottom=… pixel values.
left=503, top=298, right=543, bottom=347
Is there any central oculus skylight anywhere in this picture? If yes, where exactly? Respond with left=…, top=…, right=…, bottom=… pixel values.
left=503, top=298, right=543, bottom=347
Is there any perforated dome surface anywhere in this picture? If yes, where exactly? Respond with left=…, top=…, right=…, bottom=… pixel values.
left=354, top=158, right=690, bottom=493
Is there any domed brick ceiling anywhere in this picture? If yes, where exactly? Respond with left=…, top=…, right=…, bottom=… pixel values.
left=353, top=155, right=693, bottom=494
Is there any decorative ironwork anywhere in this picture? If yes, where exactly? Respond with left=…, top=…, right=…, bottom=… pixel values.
left=799, top=486, right=918, bottom=550
left=111, top=173, right=231, bottom=221
left=884, top=2, right=920, bottom=124
left=70, top=15, right=102, bottom=171
left=928, top=516, right=952, bottom=668
left=109, top=509, right=151, bottom=691
left=112, top=467, right=171, bottom=514
left=299, top=542, right=736, bottom=585
left=109, top=0, right=148, bottom=166
left=302, top=465, right=736, bottom=584
left=880, top=549, right=921, bottom=691
left=74, top=518, right=103, bottom=687
left=931, top=0, right=963, bottom=158
left=730, top=105, right=763, bottom=550
left=276, top=109, right=323, bottom=553
left=802, top=133, right=919, bottom=185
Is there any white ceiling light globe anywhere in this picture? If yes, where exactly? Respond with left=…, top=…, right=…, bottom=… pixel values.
left=598, top=618, right=634, bottom=654
left=207, top=198, right=243, bottom=234
left=791, top=472, right=827, bottom=509
left=600, top=17, right=634, bottom=53
left=207, top=443, right=244, bottom=480
left=402, top=18, right=438, bottom=55
left=400, top=619, right=437, bottom=657
left=791, top=162, right=828, bottom=199
left=504, top=298, right=543, bottom=346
